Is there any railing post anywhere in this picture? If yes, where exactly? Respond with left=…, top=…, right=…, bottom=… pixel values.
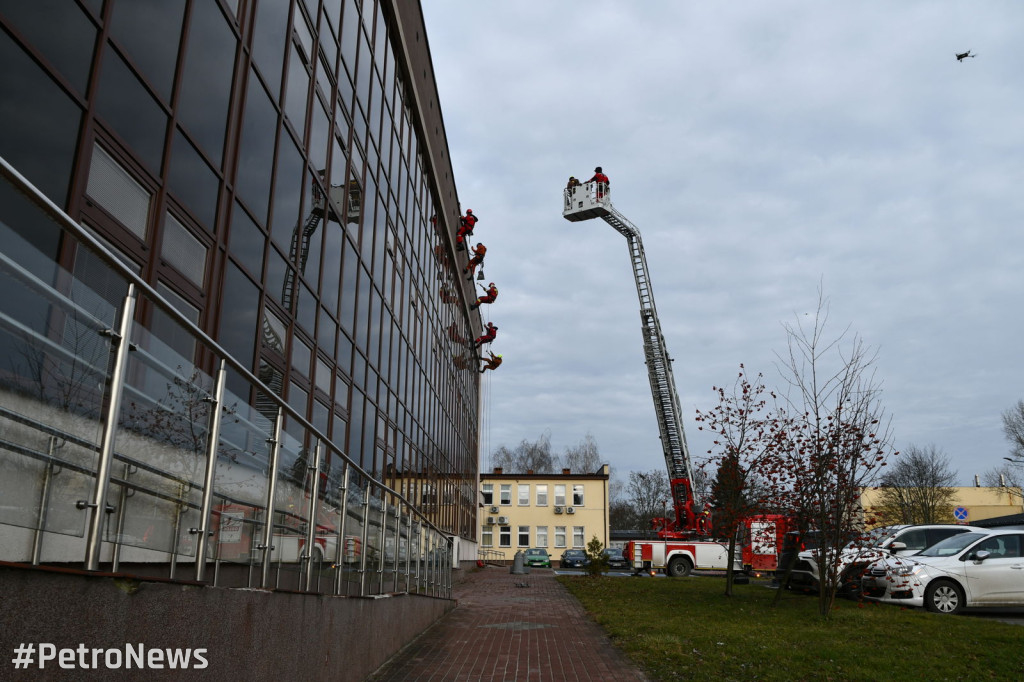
left=84, top=284, right=137, bottom=571
left=332, top=464, right=350, bottom=595
left=259, top=409, right=284, bottom=588
left=302, top=440, right=322, bottom=591
left=194, top=359, right=226, bottom=582
left=377, top=493, right=389, bottom=593
left=403, top=509, right=413, bottom=593
left=392, top=502, right=402, bottom=594
left=359, top=486, right=371, bottom=596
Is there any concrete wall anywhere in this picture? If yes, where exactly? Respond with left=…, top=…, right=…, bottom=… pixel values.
left=0, top=564, right=454, bottom=680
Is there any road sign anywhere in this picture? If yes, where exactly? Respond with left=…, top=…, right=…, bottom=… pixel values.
left=953, top=506, right=969, bottom=522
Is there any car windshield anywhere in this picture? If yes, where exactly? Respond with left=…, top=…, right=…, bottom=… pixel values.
left=604, top=548, right=623, bottom=557
left=564, top=550, right=585, bottom=557
left=526, top=549, right=546, bottom=556
left=843, top=526, right=900, bottom=551
left=915, top=531, right=988, bottom=557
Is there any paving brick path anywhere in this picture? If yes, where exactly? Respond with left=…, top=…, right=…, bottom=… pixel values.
left=371, top=566, right=650, bottom=681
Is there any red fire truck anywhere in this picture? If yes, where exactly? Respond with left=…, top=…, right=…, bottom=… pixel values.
left=564, top=182, right=790, bottom=576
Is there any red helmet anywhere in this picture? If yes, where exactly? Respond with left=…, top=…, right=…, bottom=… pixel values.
left=466, top=209, right=473, bottom=214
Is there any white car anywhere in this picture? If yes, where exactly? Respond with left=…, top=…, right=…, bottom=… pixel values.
left=861, top=529, right=1024, bottom=614
left=789, top=524, right=987, bottom=595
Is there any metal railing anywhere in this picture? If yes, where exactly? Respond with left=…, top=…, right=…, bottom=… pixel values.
left=0, top=154, right=451, bottom=599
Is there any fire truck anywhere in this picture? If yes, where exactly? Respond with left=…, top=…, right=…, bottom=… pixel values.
left=563, top=179, right=789, bottom=576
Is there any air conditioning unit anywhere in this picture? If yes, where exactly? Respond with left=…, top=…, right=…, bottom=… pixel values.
left=486, top=516, right=495, bottom=525
left=566, top=507, right=575, bottom=514
left=490, top=506, right=499, bottom=514
left=554, top=506, right=563, bottom=514
left=497, top=516, right=509, bottom=525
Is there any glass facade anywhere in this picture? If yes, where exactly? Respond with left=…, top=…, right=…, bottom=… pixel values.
left=0, top=0, right=479, bottom=569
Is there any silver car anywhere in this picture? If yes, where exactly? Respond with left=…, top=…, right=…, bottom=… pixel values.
left=861, top=529, right=1024, bottom=614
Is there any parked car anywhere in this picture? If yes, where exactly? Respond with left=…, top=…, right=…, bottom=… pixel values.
left=523, top=547, right=551, bottom=568
left=603, top=547, right=629, bottom=569
left=776, top=530, right=822, bottom=581
left=788, top=524, right=987, bottom=595
left=860, top=529, right=1024, bottom=614
left=560, top=548, right=590, bottom=568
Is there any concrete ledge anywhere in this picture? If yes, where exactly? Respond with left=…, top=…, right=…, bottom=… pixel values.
left=0, top=565, right=454, bottom=680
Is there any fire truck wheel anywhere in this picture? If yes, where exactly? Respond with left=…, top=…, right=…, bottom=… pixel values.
left=666, top=556, right=693, bottom=578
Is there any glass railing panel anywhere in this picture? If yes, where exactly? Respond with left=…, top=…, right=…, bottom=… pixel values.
left=363, top=487, right=385, bottom=595
left=268, top=428, right=310, bottom=590
left=104, top=323, right=213, bottom=570
left=0, top=196, right=122, bottom=564
left=336, top=472, right=366, bottom=596
left=209, top=383, right=274, bottom=588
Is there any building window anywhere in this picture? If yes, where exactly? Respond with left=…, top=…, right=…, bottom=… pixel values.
left=162, top=212, right=207, bottom=286
left=499, top=484, right=511, bottom=506
left=87, top=143, right=151, bottom=240
left=481, top=526, right=493, bottom=547
left=554, top=484, right=566, bottom=507
left=554, top=526, right=566, bottom=548
left=518, top=525, right=530, bottom=547
left=536, top=526, right=548, bottom=547
left=481, top=483, right=493, bottom=506
left=499, top=525, right=511, bottom=547
left=518, top=483, right=530, bottom=506
left=573, top=526, right=585, bottom=548
left=535, top=484, right=548, bottom=506
left=572, top=484, right=585, bottom=506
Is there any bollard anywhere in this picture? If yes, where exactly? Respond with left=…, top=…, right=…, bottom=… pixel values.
left=510, top=550, right=530, bottom=574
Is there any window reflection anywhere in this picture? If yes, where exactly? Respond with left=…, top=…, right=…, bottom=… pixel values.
left=236, top=73, right=278, bottom=227
left=109, top=0, right=185, bottom=102
left=0, top=34, right=82, bottom=204
left=218, top=262, right=259, bottom=371
left=229, top=201, right=266, bottom=278
left=251, top=0, right=289, bottom=102
left=271, top=135, right=304, bottom=248
left=0, top=0, right=95, bottom=95
left=168, top=130, right=219, bottom=229
left=176, top=0, right=235, bottom=163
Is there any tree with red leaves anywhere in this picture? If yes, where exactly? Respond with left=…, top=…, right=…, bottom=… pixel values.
left=696, top=366, right=792, bottom=597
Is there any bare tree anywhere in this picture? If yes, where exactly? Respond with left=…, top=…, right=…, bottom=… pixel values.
left=626, top=469, right=671, bottom=531
left=873, top=445, right=957, bottom=524
left=776, top=293, right=894, bottom=617
left=562, top=433, right=602, bottom=474
left=1003, top=399, right=1024, bottom=460
left=489, top=431, right=557, bottom=473
left=981, top=463, right=1024, bottom=502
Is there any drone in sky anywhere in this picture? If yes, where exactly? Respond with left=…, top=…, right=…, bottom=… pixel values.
left=956, top=50, right=976, bottom=62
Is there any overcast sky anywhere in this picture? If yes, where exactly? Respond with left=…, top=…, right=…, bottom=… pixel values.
left=421, top=1, right=1024, bottom=487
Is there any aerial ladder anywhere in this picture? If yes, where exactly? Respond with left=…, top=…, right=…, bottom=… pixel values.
left=562, top=180, right=699, bottom=538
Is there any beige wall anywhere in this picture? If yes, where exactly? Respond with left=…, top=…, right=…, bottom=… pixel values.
left=478, top=466, right=610, bottom=561
left=861, top=486, right=1024, bottom=527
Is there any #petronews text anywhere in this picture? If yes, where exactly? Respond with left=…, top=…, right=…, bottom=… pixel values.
left=11, top=642, right=209, bottom=670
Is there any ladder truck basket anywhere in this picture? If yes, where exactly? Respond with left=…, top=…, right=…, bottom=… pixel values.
left=563, top=181, right=611, bottom=222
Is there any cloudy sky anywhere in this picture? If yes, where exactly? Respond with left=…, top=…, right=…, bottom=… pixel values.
left=421, top=1, right=1024, bottom=486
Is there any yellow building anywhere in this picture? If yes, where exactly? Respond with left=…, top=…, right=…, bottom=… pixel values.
left=861, top=486, right=1024, bottom=527
left=478, top=465, right=610, bottom=563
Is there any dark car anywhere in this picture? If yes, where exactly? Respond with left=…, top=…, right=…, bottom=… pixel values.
left=560, top=549, right=590, bottom=568
left=777, top=530, right=822, bottom=578
left=523, top=548, right=551, bottom=568
left=602, top=547, right=629, bottom=569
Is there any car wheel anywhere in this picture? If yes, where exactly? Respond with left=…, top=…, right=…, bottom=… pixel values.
left=924, top=580, right=964, bottom=615
left=666, top=556, right=693, bottom=578
left=838, top=569, right=861, bottom=598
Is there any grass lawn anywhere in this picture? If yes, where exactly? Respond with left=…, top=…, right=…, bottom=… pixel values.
left=559, top=574, right=1024, bottom=681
